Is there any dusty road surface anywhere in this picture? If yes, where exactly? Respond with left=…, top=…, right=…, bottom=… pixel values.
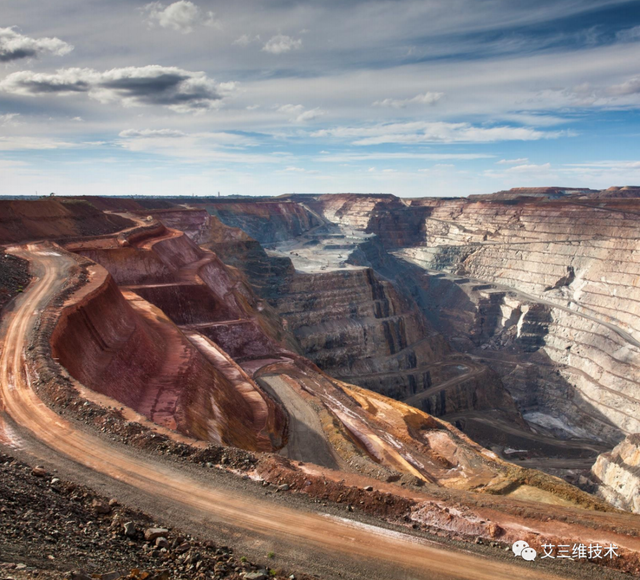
left=0, top=243, right=611, bottom=580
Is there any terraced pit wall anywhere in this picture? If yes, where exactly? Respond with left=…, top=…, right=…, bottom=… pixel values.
left=57, top=228, right=289, bottom=451
left=308, top=195, right=640, bottom=448
left=158, top=207, right=520, bottom=419
left=194, top=200, right=322, bottom=244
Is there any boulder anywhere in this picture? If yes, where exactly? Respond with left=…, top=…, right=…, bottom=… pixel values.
left=144, top=527, right=170, bottom=541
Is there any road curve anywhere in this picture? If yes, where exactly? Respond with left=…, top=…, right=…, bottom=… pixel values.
left=0, top=244, right=572, bottom=580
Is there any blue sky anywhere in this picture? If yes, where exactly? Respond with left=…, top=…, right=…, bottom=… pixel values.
left=2, top=0, right=640, bottom=197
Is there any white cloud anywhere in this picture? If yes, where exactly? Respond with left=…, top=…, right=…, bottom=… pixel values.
left=564, top=160, right=640, bottom=170
left=0, top=136, right=80, bottom=150
left=316, top=152, right=493, bottom=162
left=0, top=160, right=29, bottom=170
left=281, top=166, right=319, bottom=174
left=497, top=158, right=529, bottom=164
left=483, top=162, right=555, bottom=179
left=373, top=91, right=443, bottom=108
left=119, top=128, right=256, bottom=147
left=313, top=121, right=567, bottom=145
left=119, top=129, right=186, bottom=138
left=116, top=128, right=273, bottom=164
left=0, top=66, right=226, bottom=113
left=616, top=26, right=640, bottom=43
left=262, top=35, right=302, bottom=54
left=233, top=34, right=261, bottom=47
left=0, top=113, right=20, bottom=126
left=609, top=77, right=640, bottom=96
left=504, top=162, right=552, bottom=173
left=277, top=104, right=323, bottom=123
left=0, top=27, right=73, bottom=62
left=295, top=108, right=323, bottom=122
left=143, top=1, right=217, bottom=33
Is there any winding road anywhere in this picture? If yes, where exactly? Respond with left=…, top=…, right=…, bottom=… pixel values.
left=0, top=243, right=596, bottom=580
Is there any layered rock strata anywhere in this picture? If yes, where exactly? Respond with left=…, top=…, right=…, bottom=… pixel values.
left=193, top=199, right=321, bottom=244
left=293, top=193, right=430, bottom=248
left=2, top=199, right=616, bottom=511
left=591, top=434, right=640, bottom=513
left=58, top=225, right=290, bottom=450
left=391, top=198, right=640, bottom=446
left=147, top=210, right=491, bottom=406
left=268, top=267, right=451, bottom=400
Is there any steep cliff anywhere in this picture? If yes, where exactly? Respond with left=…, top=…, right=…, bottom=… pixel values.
left=193, top=199, right=321, bottom=243
left=391, top=197, right=640, bottom=445
left=269, top=267, right=451, bottom=399
left=153, top=207, right=524, bottom=430
left=298, top=193, right=429, bottom=248
left=591, top=434, right=640, bottom=513
left=51, top=261, right=284, bottom=450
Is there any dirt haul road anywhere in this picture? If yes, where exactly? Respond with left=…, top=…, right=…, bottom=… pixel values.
left=0, top=244, right=580, bottom=580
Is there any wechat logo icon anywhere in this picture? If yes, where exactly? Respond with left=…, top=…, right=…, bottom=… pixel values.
left=513, top=540, right=537, bottom=561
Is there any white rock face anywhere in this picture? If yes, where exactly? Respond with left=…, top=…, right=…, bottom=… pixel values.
left=591, top=434, right=640, bottom=513
left=393, top=198, right=640, bottom=445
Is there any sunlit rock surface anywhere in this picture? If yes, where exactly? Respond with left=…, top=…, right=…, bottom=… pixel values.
left=591, top=434, right=640, bottom=513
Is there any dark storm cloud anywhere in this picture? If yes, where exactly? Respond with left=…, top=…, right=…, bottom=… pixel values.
left=0, top=66, right=226, bottom=113
left=0, top=47, right=37, bottom=62
left=18, top=78, right=91, bottom=93
left=98, top=71, right=221, bottom=108
left=99, top=72, right=190, bottom=95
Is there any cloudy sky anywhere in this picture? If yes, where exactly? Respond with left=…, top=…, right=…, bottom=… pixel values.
left=2, top=0, right=640, bottom=197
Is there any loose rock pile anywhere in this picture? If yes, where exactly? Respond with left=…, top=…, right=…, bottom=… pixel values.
left=0, top=251, right=30, bottom=311
left=0, top=451, right=310, bottom=580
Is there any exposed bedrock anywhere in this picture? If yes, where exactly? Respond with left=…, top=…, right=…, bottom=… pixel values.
left=292, top=193, right=430, bottom=248
left=50, top=264, right=285, bottom=450
left=159, top=208, right=521, bottom=423
left=591, top=434, right=640, bottom=513
left=7, top=203, right=609, bottom=509
left=70, top=224, right=298, bottom=356
left=389, top=197, right=640, bottom=446
left=58, top=225, right=302, bottom=450
left=192, top=199, right=321, bottom=244
left=266, top=267, right=454, bottom=400
left=590, top=186, right=640, bottom=199
left=254, top=360, right=604, bottom=508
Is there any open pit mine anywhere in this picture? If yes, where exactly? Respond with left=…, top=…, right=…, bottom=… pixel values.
left=1, top=189, right=640, bottom=580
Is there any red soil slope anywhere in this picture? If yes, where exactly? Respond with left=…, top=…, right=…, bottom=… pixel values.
left=50, top=240, right=286, bottom=451
left=0, top=199, right=134, bottom=244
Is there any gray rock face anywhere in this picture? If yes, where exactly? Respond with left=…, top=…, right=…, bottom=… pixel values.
left=268, top=266, right=451, bottom=399
left=201, top=200, right=321, bottom=244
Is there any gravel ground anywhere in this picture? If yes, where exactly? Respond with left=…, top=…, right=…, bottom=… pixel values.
left=0, top=251, right=30, bottom=312
left=0, top=450, right=313, bottom=580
